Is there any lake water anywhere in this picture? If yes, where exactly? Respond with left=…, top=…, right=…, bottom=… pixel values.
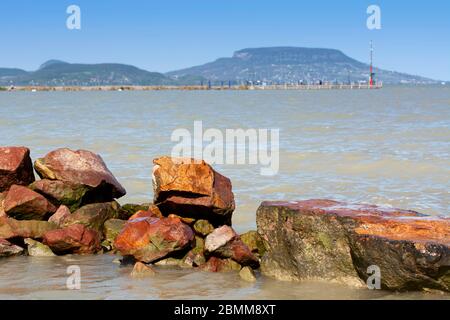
left=0, top=86, right=449, bottom=299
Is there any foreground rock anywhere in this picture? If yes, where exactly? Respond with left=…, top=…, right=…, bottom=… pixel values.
left=0, top=147, right=35, bottom=192
left=60, top=201, right=120, bottom=232
left=257, top=199, right=450, bottom=292
left=114, top=216, right=194, bottom=263
left=199, top=257, right=241, bottom=272
left=34, top=148, right=126, bottom=201
left=0, top=192, right=6, bottom=217
left=29, top=179, right=90, bottom=211
left=43, top=224, right=101, bottom=254
left=48, top=205, right=71, bottom=226
left=24, top=238, right=55, bottom=256
left=239, top=266, right=257, bottom=282
left=152, top=157, right=235, bottom=226
left=0, top=217, right=57, bottom=239
left=103, top=218, right=126, bottom=249
left=0, top=238, right=24, bottom=257
left=130, top=262, right=156, bottom=277
left=4, top=185, right=57, bottom=220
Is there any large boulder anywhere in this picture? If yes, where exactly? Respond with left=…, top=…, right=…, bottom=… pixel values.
left=34, top=148, right=126, bottom=200
left=3, top=185, right=57, bottom=220
left=60, top=201, right=120, bottom=233
left=0, top=147, right=35, bottom=192
left=43, top=224, right=101, bottom=254
left=257, top=199, right=450, bottom=292
left=29, top=179, right=90, bottom=211
left=114, top=216, right=194, bottom=263
left=0, top=217, right=57, bottom=240
left=152, top=157, right=235, bottom=226
left=0, top=238, right=24, bottom=257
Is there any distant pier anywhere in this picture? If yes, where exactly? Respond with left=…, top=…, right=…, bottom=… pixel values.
left=3, top=83, right=383, bottom=91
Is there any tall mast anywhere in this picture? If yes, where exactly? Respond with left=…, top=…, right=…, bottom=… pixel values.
left=369, top=40, right=374, bottom=88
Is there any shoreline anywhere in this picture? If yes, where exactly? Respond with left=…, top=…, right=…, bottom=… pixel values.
left=0, top=84, right=383, bottom=92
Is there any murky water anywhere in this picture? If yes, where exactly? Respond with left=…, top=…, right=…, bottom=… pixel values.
left=0, top=86, right=449, bottom=299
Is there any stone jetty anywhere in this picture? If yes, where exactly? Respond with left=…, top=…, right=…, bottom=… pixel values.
left=0, top=146, right=448, bottom=292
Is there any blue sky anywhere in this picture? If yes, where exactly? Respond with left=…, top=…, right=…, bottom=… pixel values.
left=1, top=0, right=449, bottom=80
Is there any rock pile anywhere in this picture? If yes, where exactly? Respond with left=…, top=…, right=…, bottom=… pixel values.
left=3, top=146, right=447, bottom=293
left=0, top=146, right=126, bottom=256
left=257, top=199, right=450, bottom=292
left=114, top=157, right=262, bottom=278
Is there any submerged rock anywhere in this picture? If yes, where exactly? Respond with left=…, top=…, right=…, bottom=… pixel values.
left=4, top=185, right=57, bottom=220
left=152, top=157, right=235, bottom=226
left=0, top=238, right=24, bottom=257
left=239, top=266, right=257, bottom=282
left=60, top=201, right=120, bottom=232
left=43, top=224, right=101, bottom=254
left=130, top=262, right=156, bottom=277
left=34, top=148, right=126, bottom=200
left=257, top=199, right=450, bottom=292
left=0, top=217, right=57, bottom=240
left=199, top=257, right=241, bottom=273
left=114, top=215, right=194, bottom=263
left=0, top=147, right=35, bottom=192
left=24, top=238, right=55, bottom=256
left=154, top=257, right=183, bottom=267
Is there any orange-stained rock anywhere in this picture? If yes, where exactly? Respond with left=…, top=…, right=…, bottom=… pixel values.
left=4, top=185, right=57, bottom=220
left=34, top=148, right=126, bottom=200
left=257, top=199, right=450, bottom=292
left=128, top=205, right=162, bottom=221
left=115, top=215, right=194, bottom=263
left=0, top=147, right=35, bottom=192
left=43, top=224, right=101, bottom=254
left=152, top=157, right=235, bottom=226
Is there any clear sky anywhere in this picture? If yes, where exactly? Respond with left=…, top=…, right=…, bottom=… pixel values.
left=1, top=0, right=449, bottom=80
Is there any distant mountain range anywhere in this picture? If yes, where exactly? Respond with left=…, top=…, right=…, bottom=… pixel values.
left=0, top=47, right=439, bottom=86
